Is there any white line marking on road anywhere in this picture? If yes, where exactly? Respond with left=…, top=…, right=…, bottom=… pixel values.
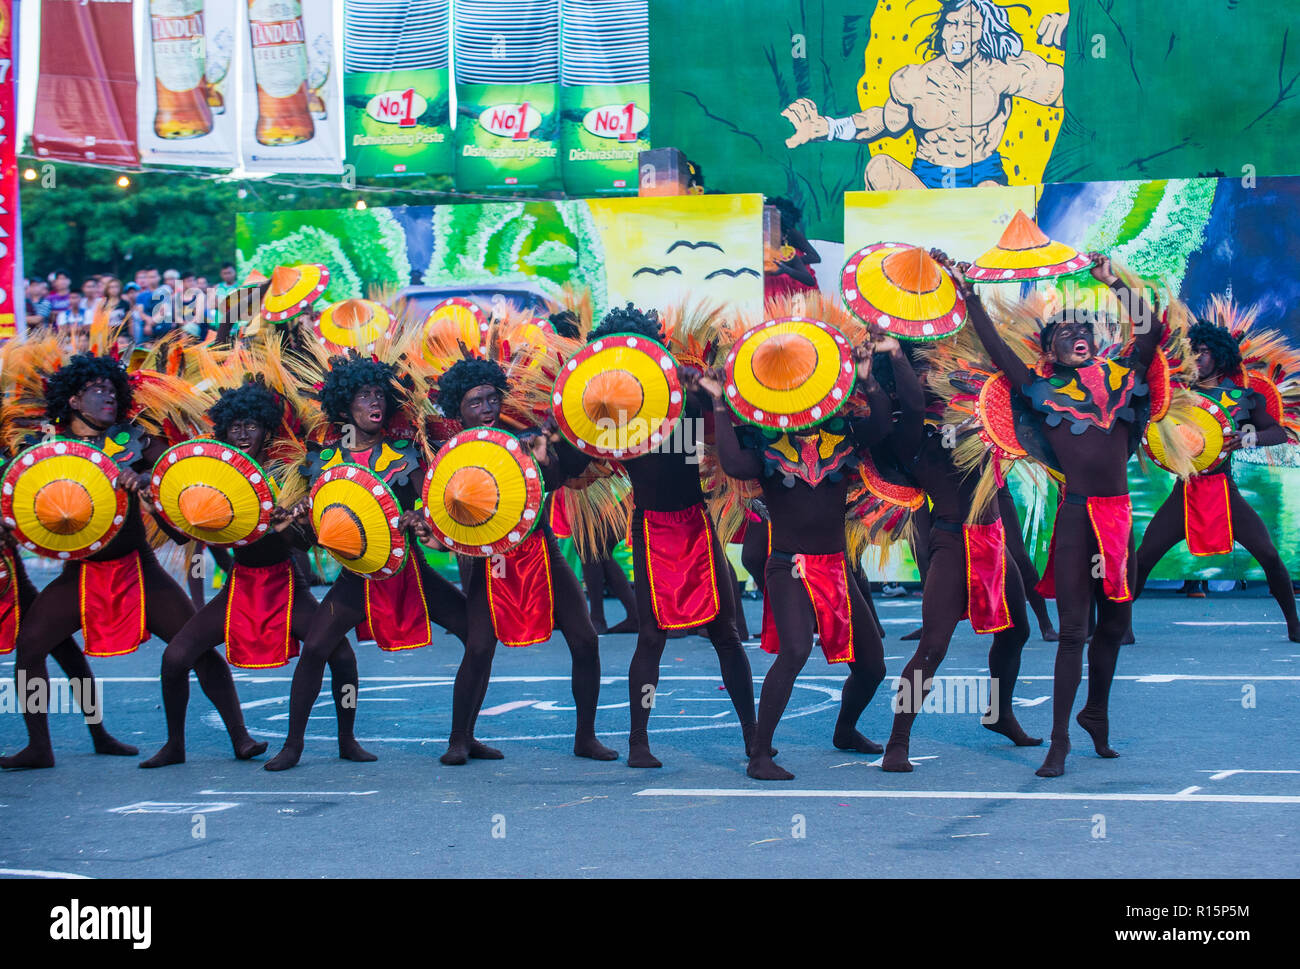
left=951, top=833, right=989, bottom=838
left=108, top=801, right=239, bottom=814
left=1202, top=769, right=1300, bottom=781
left=1176, top=786, right=1202, bottom=795
left=1174, top=621, right=1285, bottom=626
left=0, top=868, right=93, bottom=879
left=633, top=788, right=1300, bottom=804
left=478, top=700, right=539, bottom=716
left=197, top=790, right=378, bottom=796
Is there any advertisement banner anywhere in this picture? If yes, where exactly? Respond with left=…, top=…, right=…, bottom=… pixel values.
left=241, top=0, right=343, bottom=174
left=454, top=0, right=561, bottom=194
left=0, top=0, right=16, bottom=340
left=559, top=0, right=647, bottom=197
left=342, top=0, right=451, bottom=178
left=137, top=0, right=240, bottom=169
left=31, top=0, right=138, bottom=166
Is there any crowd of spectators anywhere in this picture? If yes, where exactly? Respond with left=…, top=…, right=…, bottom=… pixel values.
left=22, top=263, right=244, bottom=349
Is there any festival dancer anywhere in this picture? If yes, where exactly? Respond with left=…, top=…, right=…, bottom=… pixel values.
left=939, top=250, right=1168, bottom=777
left=139, top=361, right=373, bottom=767
left=868, top=327, right=1041, bottom=772
left=1132, top=300, right=1300, bottom=642
left=700, top=315, right=892, bottom=781
left=561, top=304, right=760, bottom=768
left=431, top=355, right=618, bottom=764
left=0, top=343, right=252, bottom=769
left=264, top=348, right=469, bottom=771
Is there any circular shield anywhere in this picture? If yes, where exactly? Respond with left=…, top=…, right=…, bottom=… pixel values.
left=150, top=440, right=276, bottom=547
left=422, top=426, right=544, bottom=557
left=552, top=334, right=684, bottom=459
left=422, top=297, right=489, bottom=365
left=263, top=263, right=330, bottom=322
left=314, top=299, right=394, bottom=354
left=0, top=440, right=127, bottom=560
left=1144, top=394, right=1235, bottom=474
left=309, top=464, right=406, bottom=578
left=842, top=242, right=967, bottom=341
left=723, top=317, right=855, bottom=430
left=965, top=210, right=1091, bottom=282
left=858, top=452, right=926, bottom=510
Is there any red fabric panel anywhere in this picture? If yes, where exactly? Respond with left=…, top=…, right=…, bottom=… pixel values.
left=1184, top=473, right=1234, bottom=557
left=548, top=490, right=572, bottom=539
left=0, top=551, right=16, bottom=655
left=760, top=552, right=853, bottom=664
left=361, top=556, right=432, bottom=651
left=642, top=505, right=721, bottom=629
left=963, top=520, right=1013, bottom=634
left=1086, top=494, right=1134, bottom=603
left=224, top=561, right=300, bottom=669
left=79, top=553, right=147, bottom=657
left=487, top=531, right=554, bottom=647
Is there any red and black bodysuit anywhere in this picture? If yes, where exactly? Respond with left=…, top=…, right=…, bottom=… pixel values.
left=264, top=436, right=469, bottom=771
left=1133, top=379, right=1299, bottom=640
left=2, top=424, right=251, bottom=769
left=713, top=381, right=891, bottom=780
left=870, top=352, right=1039, bottom=772
left=967, top=282, right=1162, bottom=777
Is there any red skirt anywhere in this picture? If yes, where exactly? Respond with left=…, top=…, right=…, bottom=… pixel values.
left=1036, top=495, right=1133, bottom=604
left=548, top=490, right=572, bottom=540
left=0, top=551, right=17, bottom=655
left=357, top=556, right=432, bottom=651
left=963, top=520, right=1013, bottom=634
left=79, top=552, right=148, bottom=657
left=640, top=505, right=721, bottom=630
left=761, top=551, right=854, bottom=664
left=1184, top=473, right=1234, bottom=556
left=224, top=560, right=301, bottom=669
left=487, top=531, right=555, bottom=647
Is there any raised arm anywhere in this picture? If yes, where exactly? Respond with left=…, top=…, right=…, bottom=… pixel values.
left=685, top=368, right=763, bottom=480
left=1091, top=254, right=1163, bottom=368
left=885, top=339, right=926, bottom=460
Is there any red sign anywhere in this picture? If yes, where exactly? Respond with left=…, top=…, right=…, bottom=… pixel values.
left=0, top=0, right=16, bottom=340
left=32, top=0, right=139, bottom=166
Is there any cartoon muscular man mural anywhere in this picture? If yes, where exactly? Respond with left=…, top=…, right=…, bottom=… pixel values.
left=782, top=0, right=1068, bottom=190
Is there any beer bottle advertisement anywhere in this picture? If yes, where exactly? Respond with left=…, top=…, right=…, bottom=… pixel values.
left=453, top=1, right=562, bottom=194
left=342, top=0, right=452, bottom=179
left=138, top=0, right=238, bottom=168
left=241, top=0, right=343, bottom=174
left=558, top=1, right=649, bottom=197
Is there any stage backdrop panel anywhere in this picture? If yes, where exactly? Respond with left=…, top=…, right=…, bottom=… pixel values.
left=844, top=185, right=1037, bottom=261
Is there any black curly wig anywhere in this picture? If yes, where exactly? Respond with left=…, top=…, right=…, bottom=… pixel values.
left=208, top=379, right=285, bottom=439
left=587, top=302, right=664, bottom=344
left=1039, top=308, right=1116, bottom=353
left=320, top=354, right=403, bottom=426
left=45, top=353, right=133, bottom=426
left=767, top=195, right=804, bottom=239
left=1189, top=320, right=1243, bottom=376
left=548, top=309, right=581, bottom=340
left=437, top=357, right=508, bottom=419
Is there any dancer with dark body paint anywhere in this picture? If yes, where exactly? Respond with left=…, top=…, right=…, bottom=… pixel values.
left=1, top=353, right=251, bottom=769
left=946, top=250, right=1162, bottom=777
left=701, top=336, right=894, bottom=781
left=0, top=489, right=137, bottom=758
left=869, top=339, right=1040, bottom=773
left=265, top=354, right=469, bottom=771
left=140, top=380, right=370, bottom=767
left=1131, top=318, right=1300, bottom=642
left=433, top=357, right=616, bottom=764
left=998, top=488, right=1058, bottom=641
left=565, top=306, right=760, bottom=768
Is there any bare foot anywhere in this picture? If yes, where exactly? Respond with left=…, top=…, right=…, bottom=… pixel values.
left=574, top=734, right=618, bottom=760
left=627, top=743, right=662, bottom=768
left=92, top=732, right=139, bottom=757
left=983, top=713, right=1043, bottom=747
left=139, top=742, right=186, bottom=769
left=340, top=737, right=377, bottom=762
left=1075, top=709, right=1119, bottom=758
left=880, top=741, right=914, bottom=772
left=468, top=739, right=503, bottom=760
left=264, top=743, right=303, bottom=772
left=1035, top=740, right=1069, bottom=777
left=746, top=753, right=794, bottom=780
left=832, top=728, right=883, bottom=754
left=0, top=746, right=56, bottom=769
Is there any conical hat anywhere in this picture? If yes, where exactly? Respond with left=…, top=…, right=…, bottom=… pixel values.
left=965, top=210, right=1091, bottom=282
left=1143, top=394, right=1235, bottom=474
left=723, top=316, right=856, bottom=430
left=842, top=242, right=967, bottom=341
left=0, top=440, right=127, bottom=560
left=422, top=426, right=544, bottom=556
left=262, top=263, right=330, bottom=322
left=551, top=334, right=684, bottom=459
left=309, top=464, right=407, bottom=578
left=150, top=440, right=276, bottom=547
left=422, top=297, right=488, bottom=365
left=314, top=299, right=394, bottom=354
